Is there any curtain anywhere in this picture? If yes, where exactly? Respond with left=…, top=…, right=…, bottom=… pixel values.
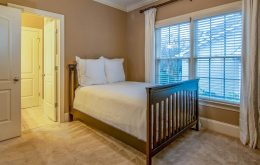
left=144, top=8, right=157, bottom=83
left=240, top=0, right=260, bottom=149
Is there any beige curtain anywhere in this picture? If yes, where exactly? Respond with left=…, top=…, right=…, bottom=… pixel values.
left=144, top=8, right=157, bottom=83
left=240, top=0, right=260, bottom=149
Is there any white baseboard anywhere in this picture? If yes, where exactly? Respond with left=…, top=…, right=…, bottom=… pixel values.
left=200, top=117, right=239, bottom=138
left=64, top=113, right=70, bottom=122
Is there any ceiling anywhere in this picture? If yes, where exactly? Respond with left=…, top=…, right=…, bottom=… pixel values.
left=94, top=0, right=159, bottom=12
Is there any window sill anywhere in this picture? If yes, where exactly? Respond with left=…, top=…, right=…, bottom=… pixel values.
left=199, top=98, right=240, bottom=112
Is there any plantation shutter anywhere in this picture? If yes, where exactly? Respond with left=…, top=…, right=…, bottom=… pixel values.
left=155, top=22, right=190, bottom=84
left=194, top=11, right=242, bottom=103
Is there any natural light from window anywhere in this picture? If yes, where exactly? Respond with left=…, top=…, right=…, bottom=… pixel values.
left=155, top=11, right=242, bottom=104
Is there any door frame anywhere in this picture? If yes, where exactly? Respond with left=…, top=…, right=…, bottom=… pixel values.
left=21, top=27, right=43, bottom=108
left=9, top=3, right=65, bottom=123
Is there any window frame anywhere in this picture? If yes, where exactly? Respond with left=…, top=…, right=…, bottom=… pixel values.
left=155, top=1, right=242, bottom=107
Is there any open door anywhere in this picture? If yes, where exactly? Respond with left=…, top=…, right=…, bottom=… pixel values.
left=43, top=18, right=57, bottom=121
left=0, top=5, right=21, bottom=141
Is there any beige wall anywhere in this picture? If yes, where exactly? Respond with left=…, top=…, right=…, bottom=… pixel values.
left=22, top=12, right=44, bottom=29
left=126, top=0, right=240, bottom=125
left=200, top=104, right=239, bottom=125
left=2, top=0, right=127, bottom=114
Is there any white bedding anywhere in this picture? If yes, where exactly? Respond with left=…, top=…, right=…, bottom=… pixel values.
left=73, top=81, right=151, bottom=141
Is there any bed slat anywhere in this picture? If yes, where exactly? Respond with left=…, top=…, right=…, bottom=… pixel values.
left=153, top=104, right=157, bottom=149
left=168, top=96, right=171, bottom=138
left=163, top=100, right=166, bottom=141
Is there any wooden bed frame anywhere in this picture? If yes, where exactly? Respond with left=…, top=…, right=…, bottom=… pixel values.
left=68, top=64, right=199, bottom=165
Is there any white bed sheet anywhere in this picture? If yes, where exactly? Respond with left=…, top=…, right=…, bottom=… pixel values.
left=73, top=81, right=151, bottom=141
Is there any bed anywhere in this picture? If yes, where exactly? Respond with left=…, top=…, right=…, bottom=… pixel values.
left=68, top=64, right=199, bottom=165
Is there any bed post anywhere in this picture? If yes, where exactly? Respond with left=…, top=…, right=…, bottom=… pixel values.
left=146, top=88, right=152, bottom=165
left=68, top=64, right=77, bottom=121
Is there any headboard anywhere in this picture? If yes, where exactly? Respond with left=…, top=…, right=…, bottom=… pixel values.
left=68, top=64, right=78, bottom=114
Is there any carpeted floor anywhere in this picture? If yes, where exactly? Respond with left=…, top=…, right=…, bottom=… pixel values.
left=0, top=121, right=259, bottom=165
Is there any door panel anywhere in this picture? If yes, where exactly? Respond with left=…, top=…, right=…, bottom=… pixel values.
left=44, top=18, right=57, bottom=121
left=0, top=16, right=10, bottom=80
left=21, top=27, right=41, bottom=108
left=21, top=79, right=33, bottom=96
left=0, top=90, right=11, bottom=122
left=0, top=6, right=21, bottom=141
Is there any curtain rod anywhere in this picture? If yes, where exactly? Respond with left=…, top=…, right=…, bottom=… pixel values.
left=140, top=0, right=192, bottom=13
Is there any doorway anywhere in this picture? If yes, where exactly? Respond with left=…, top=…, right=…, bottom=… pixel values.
left=9, top=2, right=66, bottom=123
left=21, top=13, right=59, bottom=131
left=0, top=3, right=64, bottom=142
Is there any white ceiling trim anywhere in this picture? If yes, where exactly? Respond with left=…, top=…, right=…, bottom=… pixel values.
left=93, top=0, right=159, bottom=12
left=94, top=0, right=127, bottom=12
left=126, top=0, right=159, bottom=12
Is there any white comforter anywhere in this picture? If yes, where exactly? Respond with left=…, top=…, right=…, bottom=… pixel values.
left=73, top=81, right=151, bottom=141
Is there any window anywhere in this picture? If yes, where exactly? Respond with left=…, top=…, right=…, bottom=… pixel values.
left=194, top=12, right=242, bottom=103
left=155, top=10, right=242, bottom=104
left=155, top=22, right=190, bottom=84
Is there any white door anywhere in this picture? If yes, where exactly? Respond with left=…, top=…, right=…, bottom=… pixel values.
left=44, top=18, right=57, bottom=121
left=0, top=6, right=21, bottom=141
left=21, top=27, right=42, bottom=109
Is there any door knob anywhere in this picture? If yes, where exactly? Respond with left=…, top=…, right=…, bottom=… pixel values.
left=13, top=77, right=20, bottom=82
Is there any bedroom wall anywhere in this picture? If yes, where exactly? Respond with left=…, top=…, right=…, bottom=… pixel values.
left=126, top=0, right=240, bottom=126
left=1, top=0, right=127, bottom=114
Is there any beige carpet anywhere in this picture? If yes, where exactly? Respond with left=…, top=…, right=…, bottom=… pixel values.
left=0, top=121, right=259, bottom=165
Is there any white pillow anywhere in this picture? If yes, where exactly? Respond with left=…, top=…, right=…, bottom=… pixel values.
left=100, top=57, right=125, bottom=83
left=76, top=56, right=86, bottom=86
left=76, top=56, right=106, bottom=86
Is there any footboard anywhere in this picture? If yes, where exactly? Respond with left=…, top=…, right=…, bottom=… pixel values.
left=146, top=79, right=199, bottom=165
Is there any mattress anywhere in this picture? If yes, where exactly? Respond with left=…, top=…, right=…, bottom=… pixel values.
left=73, top=81, right=151, bottom=141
